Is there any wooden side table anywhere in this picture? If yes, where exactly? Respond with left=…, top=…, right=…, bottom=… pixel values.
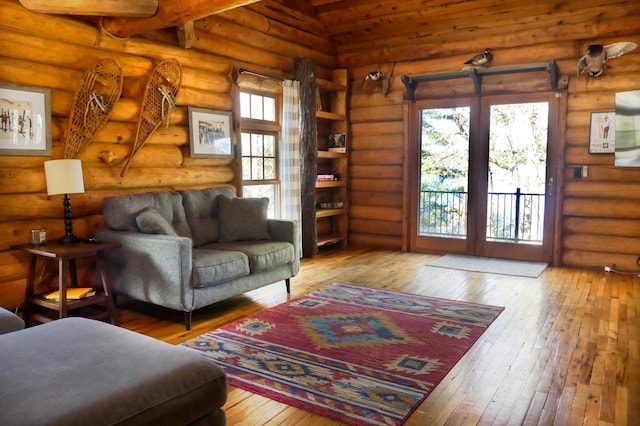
left=14, top=240, right=121, bottom=326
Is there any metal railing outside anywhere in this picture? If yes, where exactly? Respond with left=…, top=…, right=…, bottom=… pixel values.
left=419, top=188, right=544, bottom=244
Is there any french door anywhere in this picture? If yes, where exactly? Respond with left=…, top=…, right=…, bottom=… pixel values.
left=408, top=92, right=561, bottom=262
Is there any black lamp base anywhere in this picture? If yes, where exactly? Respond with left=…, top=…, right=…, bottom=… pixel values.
left=58, top=234, right=80, bottom=244
left=58, top=193, right=80, bottom=244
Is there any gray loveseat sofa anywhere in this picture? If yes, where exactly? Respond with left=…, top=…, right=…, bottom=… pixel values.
left=96, top=186, right=300, bottom=330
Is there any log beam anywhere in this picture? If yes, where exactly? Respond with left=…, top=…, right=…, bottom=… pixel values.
left=102, top=0, right=263, bottom=38
left=295, top=57, right=318, bottom=258
left=177, top=21, right=195, bottom=49
left=18, top=0, right=158, bottom=17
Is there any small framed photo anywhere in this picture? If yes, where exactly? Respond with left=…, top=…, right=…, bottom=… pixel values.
left=589, top=111, right=615, bottom=154
left=188, top=107, right=234, bottom=159
left=328, top=133, right=346, bottom=153
left=0, top=82, right=52, bottom=156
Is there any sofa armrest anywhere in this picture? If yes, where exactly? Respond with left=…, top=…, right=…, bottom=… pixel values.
left=0, top=307, right=25, bottom=335
left=95, top=229, right=195, bottom=312
left=268, top=219, right=300, bottom=273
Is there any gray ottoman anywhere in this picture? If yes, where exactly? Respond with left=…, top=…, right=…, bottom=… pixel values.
left=0, top=318, right=227, bottom=426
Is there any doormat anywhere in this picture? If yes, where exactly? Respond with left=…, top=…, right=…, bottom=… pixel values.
left=181, top=283, right=503, bottom=425
left=426, top=254, right=547, bottom=278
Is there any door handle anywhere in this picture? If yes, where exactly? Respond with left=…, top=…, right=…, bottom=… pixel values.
left=547, top=177, right=554, bottom=196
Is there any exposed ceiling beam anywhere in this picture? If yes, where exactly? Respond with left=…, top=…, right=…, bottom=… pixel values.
left=18, top=0, right=158, bottom=17
left=101, top=0, right=264, bottom=38
left=177, top=21, right=195, bottom=49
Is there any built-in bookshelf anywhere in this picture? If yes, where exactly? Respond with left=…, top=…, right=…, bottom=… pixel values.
left=315, top=69, right=349, bottom=249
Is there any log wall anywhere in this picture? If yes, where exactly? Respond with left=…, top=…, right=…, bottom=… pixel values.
left=1, top=0, right=639, bottom=309
left=343, top=3, right=640, bottom=271
left=0, top=0, right=335, bottom=309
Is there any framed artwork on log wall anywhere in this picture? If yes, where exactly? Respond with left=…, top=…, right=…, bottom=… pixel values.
left=589, top=111, right=615, bottom=154
left=188, top=107, right=234, bottom=159
left=0, top=82, right=52, bottom=156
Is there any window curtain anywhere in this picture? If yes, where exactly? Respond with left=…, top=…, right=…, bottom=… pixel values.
left=280, top=80, right=302, bottom=254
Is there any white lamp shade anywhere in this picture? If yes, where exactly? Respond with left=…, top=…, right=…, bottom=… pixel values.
left=44, top=159, right=85, bottom=196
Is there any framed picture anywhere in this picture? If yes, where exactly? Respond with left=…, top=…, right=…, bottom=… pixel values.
left=0, top=82, right=52, bottom=156
left=328, top=133, right=347, bottom=153
left=188, top=107, right=234, bottom=159
left=589, top=111, right=615, bottom=154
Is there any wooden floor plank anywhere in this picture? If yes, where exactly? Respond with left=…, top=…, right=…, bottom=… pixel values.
left=114, top=247, right=639, bottom=425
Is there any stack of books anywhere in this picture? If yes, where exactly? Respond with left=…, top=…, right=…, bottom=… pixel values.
left=316, top=174, right=341, bottom=182
left=45, top=288, right=96, bottom=301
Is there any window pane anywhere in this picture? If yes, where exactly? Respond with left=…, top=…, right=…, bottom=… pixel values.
left=264, top=135, right=275, bottom=156
left=252, top=158, right=263, bottom=180
left=242, top=158, right=251, bottom=180
left=251, top=133, right=263, bottom=156
left=241, top=133, right=251, bottom=156
left=486, top=102, right=548, bottom=244
left=250, top=94, right=263, bottom=120
left=419, top=107, right=470, bottom=238
left=243, top=184, right=278, bottom=218
left=264, top=158, right=275, bottom=179
left=264, top=97, right=276, bottom=121
left=240, top=93, right=251, bottom=118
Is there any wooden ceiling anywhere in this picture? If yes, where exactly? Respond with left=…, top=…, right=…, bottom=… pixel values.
left=17, top=0, right=640, bottom=69
left=303, top=0, right=640, bottom=67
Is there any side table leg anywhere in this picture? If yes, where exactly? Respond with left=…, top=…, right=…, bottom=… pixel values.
left=96, top=251, right=118, bottom=325
left=23, top=254, right=37, bottom=326
left=58, top=258, right=70, bottom=319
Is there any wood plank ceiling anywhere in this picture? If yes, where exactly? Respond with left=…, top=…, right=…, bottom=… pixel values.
left=18, top=0, right=640, bottom=69
left=303, top=0, right=640, bottom=68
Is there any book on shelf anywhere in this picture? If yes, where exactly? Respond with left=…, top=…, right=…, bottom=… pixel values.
left=316, top=174, right=341, bottom=182
left=45, top=287, right=96, bottom=300
left=317, top=201, right=344, bottom=209
left=328, top=133, right=346, bottom=153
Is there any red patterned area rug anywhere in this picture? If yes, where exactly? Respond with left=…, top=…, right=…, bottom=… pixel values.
left=181, top=283, right=504, bottom=425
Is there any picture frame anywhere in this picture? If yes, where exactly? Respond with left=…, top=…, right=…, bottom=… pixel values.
left=589, top=111, right=615, bottom=154
left=0, top=82, right=52, bottom=156
left=188, top=107, right=234, bottom=159
left=328, top=133, right=347, bottom=153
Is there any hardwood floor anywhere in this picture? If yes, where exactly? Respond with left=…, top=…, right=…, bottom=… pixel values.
left=116, top=247, right=639, bottom=425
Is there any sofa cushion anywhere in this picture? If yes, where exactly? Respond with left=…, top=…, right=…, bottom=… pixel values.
left=208, top=240, right=295, bottom=273
left=218, top=196, right=271, bottom=242
left=181, top=187, right=236, bottom=247
left=103, top=191, right=192, bottom=238
left=135, top=207, right=179, bottom=236
left=192, top=248, right=250, bottom=288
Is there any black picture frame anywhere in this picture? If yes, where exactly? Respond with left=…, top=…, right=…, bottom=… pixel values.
left=188, top=107, right=234, bottom=159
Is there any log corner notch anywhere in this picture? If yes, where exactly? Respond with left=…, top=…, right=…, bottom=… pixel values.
left=100, top=0, right=264, bottom=39
left=18, top=0, right=159, bottom=17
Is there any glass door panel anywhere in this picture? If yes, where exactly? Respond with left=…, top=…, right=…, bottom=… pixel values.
left=485, top=102, right=548, bottom=244
left=419, top=107, right=471, bottom=239
left=410, top=93, right=559, bottom=262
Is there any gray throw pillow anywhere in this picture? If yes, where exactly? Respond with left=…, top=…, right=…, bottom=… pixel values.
left=135, top=207, right=178, bottom=236
left=218, top=195, right=271, bottom=242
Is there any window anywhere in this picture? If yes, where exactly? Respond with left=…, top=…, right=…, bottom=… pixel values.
left=239, top=90, right=281, bottom=218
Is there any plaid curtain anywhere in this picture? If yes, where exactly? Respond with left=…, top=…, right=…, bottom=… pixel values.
left=280, top=80, right=302, bottom=254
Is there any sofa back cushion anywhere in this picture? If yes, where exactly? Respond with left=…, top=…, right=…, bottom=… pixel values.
left=103, top=191, right=191, bottom=238
left=181, top=187, right=236, bottom=247
left=217, top=195, right=271, bottom=242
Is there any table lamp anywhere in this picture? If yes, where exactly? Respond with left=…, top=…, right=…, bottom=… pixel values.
left=44, top=159, right=85, bottom=244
